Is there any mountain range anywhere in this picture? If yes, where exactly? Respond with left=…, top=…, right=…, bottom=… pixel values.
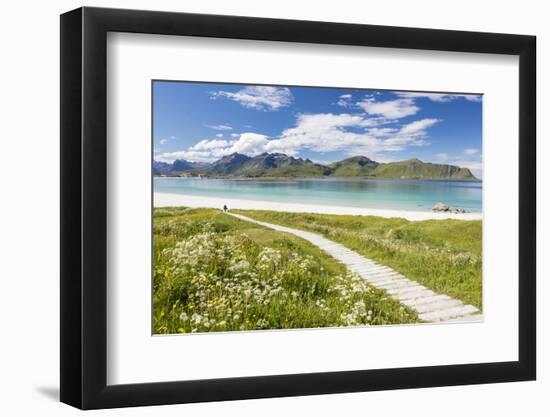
left=154, top=152, right=478, bottom=180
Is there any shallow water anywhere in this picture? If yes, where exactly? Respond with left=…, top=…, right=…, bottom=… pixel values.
left=154, top=177, right=482, bottom=213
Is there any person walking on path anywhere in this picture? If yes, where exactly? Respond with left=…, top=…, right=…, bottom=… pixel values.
left=223, top=204, right=228, bottom=213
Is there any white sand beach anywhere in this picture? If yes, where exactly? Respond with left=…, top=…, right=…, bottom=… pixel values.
left=154, top=192, right=483, bottom=221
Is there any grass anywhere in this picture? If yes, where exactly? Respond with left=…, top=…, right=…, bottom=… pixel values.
left=153, top=207, right=418, bottom=334
left=233, top=210, right=482, bottom=309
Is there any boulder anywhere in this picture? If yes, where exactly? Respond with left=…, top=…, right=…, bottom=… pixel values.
left=432, top=202, right=449, bottom=212
left=443, top=206, right=470, bottom=214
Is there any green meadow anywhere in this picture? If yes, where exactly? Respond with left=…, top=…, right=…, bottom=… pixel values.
left=153, top=207, right=418, bottom=334
left=234, top=210, right=483, bottom=309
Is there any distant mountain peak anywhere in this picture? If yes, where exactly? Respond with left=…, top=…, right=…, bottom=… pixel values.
left=329, top=155, right=379, bottom=176
left=153, top=152, right=478, bottom=180
left=223, top=152, right=248, bottom=159
left=214, top=153, right=250, bottom=164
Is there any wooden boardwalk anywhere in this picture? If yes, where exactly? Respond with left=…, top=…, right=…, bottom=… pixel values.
left=229, top=213, right=482, bottom=323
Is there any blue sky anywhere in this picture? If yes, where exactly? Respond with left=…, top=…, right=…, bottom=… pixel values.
left=153, top=81, right=483, bottom=177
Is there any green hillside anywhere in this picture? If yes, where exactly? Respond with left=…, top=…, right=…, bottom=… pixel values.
left=329, top=156, right=379, bottom=177
left=232, top=153, right=331, bottom=177
left=371, top=159, right=477, bottom=180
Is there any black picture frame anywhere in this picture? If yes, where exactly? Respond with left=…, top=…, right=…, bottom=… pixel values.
left=60, top=6, right=536, bottom=410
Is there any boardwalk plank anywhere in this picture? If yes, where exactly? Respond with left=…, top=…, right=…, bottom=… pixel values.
left=419, top=305, right=479, bottom=322
left=227, top=213, right=481, bottom=324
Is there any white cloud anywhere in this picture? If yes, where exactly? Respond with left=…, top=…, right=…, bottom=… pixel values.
left=396, top=92, right=482, bottom=102
left=337, top=94, right=353, bottom=107
left=447, top=159, right=483, bottom=178
left=279, top=114, right=437, bottom=155
left=155, top=139, right=234, bottom=162
left=429, top=150, right=483, bottom=178
left=357, top=98, right=419, bottom=119
left=215, top=133, right=223, bottom=138
left=156, top=147, right=229, bottom=164
left=463, top=95, right=483, bottom=102
left=159, top=138, right=169, bottom=145
left=227, top=133, right=271, bottom=155
left=231, top=133, right=240, bottom=138
left=398, top=118, right=440, bottom=136
left=207, top=124, right=232, bottom=131
left=155, top=151, right=200, bottom=163
left=365, top=127, right=399, bottom=137
left=190, top=139, right=232, bottom=151
left=162, top=112, right=439, bottom=164
left=156, top=133, right=271, bottom=163
left=464, top=147, right=480, bottom=155
left=211, top=86, right=293, bottom=111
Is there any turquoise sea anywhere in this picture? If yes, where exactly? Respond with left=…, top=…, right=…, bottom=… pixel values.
left=154, top=177, right=482, bottom=213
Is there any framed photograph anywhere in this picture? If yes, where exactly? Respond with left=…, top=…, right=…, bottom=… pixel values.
left=60, top=6, right=536, bottom=409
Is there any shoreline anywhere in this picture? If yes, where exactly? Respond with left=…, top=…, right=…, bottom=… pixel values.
left=154, top=192, right=483, bottom=221
left=154, top=175, right=482, bottom=183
